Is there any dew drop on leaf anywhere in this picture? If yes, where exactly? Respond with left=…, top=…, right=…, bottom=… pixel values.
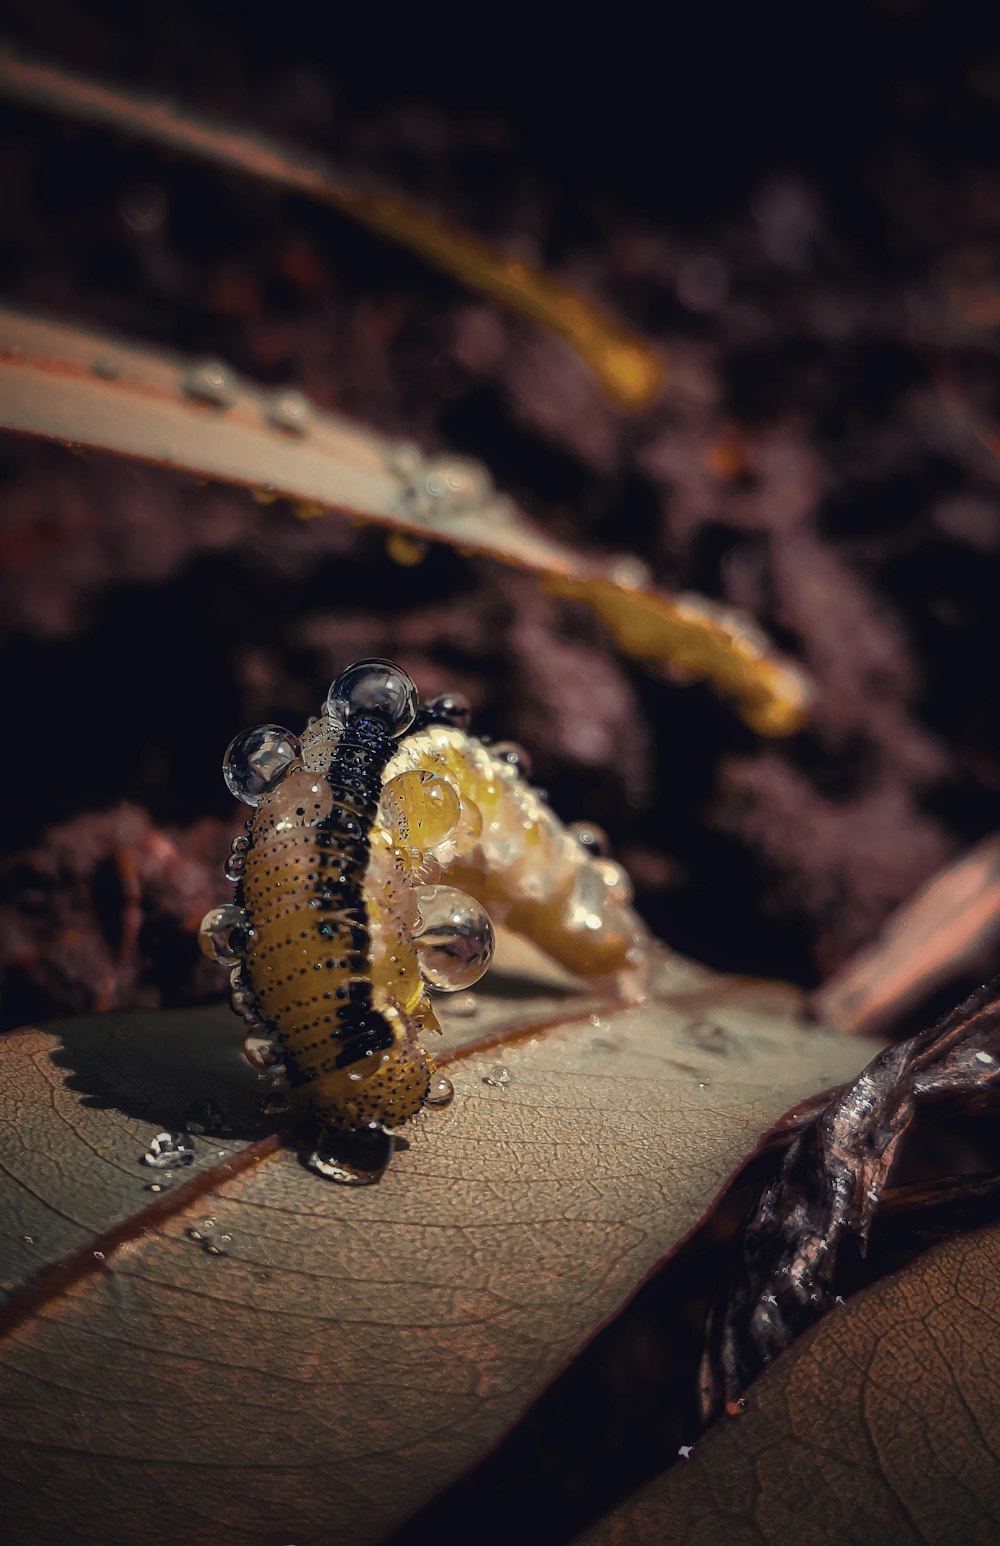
left=142, top=1132, right=194, bottom=1169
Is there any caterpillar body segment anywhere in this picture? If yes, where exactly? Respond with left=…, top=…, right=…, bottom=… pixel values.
left=380, top=723, right=649, bottom=997
left=239, top=713, right=434, bottom=1132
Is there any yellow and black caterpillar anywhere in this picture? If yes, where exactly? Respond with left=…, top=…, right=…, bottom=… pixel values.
left=200, top=659, right=650, bottom=1180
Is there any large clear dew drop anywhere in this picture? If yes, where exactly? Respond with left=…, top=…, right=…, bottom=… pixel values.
left=223, top=724, right=301, bottom=806
left=307, top=1124, right=394, bottom=1185
left=412, top=884, right=495, bottom=991
left=424, top=1073, right=455, bottom=1108
left=383, top=769, right=462, bottom=850
left=326, top=658, right=418, bottom=736
left=198, top=903, right=253, bottom=965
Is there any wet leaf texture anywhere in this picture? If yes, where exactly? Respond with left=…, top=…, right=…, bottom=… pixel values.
left=0, top=971, right=877, bottom=1546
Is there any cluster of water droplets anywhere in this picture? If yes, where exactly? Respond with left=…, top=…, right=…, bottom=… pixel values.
left=187, top=1218, right=233, bottom=1257
left=378, top=757, right=495, bottom=994
left=142, top=1131, right=194, bottom=1170
left=224, top=832, right=249, bottom=882
left=386, top=444, right=496, bottom=524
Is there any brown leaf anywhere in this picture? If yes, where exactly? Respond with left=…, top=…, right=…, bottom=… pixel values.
left=709, top=973, right=1000, bottom=1416
left=0, top=964, right=877, bottom=1545
left=0, top=306, right=809, bottom=736
left=813, top=833, right=1000, bottom=1037
left=0, top=45, right=662, bottom=410
left=583, top=1220, right=1000, bottom=1546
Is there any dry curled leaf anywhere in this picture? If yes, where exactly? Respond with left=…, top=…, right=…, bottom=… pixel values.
left=0, top=961, right=877, bottom=1545
left=584, top=1220, right=1000, bottom=1546
left=710, top=974, right=1000, bottom=1416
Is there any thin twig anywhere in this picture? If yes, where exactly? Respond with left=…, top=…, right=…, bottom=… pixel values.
left=0, top=45, right=662, bottom=410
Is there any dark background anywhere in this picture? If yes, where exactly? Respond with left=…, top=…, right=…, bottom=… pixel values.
left=4, top=0, right=1000, bottom=1025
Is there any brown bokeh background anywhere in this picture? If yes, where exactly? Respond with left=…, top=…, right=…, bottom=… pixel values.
left=4, top=0, right=1000, bottom=1029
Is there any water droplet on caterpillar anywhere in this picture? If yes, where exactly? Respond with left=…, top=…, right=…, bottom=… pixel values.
left=425, top=690, right=471, bottom=729
left=383, top=769, right=462, bottom=850
left=594, top=858, right=634, bottom=904
left=456, top=795, right=483, bottom=842
left=326, top=659, right=418, bottom=736
left=491, top=740, right=533, bottom=779
left=223, top=725, right=302, bottom=807
left=568, top=820, right=611, bottom=857
left=267, top=768, right=336, bottom=832
left=230, top=967, right=263, bottom=1025
left=424, top=1074, right=455, bottom=1108
left=412, top=884, right=495, bottom=990
left=198, top=904, right=253, bottom=965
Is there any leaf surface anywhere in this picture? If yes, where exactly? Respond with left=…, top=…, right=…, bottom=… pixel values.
left=0, top=305, right=808, bottom=735
left=583, top=1221, right=1000, bottom=1546
left=0, top=963, right=879, bottom=1545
